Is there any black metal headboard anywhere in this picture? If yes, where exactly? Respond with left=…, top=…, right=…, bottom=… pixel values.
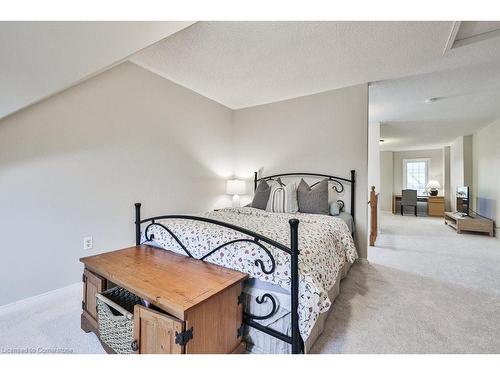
left=254, top=170, right=356, bottom=221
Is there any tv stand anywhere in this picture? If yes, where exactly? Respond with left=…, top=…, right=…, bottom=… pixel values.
left=444, top=212, right=494, bottom=236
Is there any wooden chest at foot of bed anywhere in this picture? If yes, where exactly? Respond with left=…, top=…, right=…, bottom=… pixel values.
left=80, top=245, right=248, bottom=354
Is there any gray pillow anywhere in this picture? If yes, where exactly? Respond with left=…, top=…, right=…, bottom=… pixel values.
left=297, top=179, right=329, bottom=215
left=251, top=180, right=271, bottom=210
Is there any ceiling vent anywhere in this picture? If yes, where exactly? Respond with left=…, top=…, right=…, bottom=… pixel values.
left=444, top=21, right=500, bottom=52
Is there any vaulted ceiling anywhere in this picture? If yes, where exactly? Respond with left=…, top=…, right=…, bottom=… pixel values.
left=131, top=21, right=457, bottom=109
left=3, top=21, right=500, bottom=152
left=0, top=21, right=194, bottom=119
left=131, top=21, right=500, bottom=111
left=129, top=21, right=500, bottom=151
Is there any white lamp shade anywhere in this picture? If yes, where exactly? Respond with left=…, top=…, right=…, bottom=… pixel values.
left=226, top=180, right=246, bottom=195
left=426, top=180, right=441, bottom=189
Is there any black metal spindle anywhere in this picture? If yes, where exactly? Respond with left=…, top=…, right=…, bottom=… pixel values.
left=289, top=218, right=302, bottom=354
left=135, top=202, right=141, bottom=246
left=350, top=170, right=356, bottom=222
left=254, top=171, right=258, bottom=191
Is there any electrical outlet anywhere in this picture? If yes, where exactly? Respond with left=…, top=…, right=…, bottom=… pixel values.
left=83, top=236, right=93, bottom=250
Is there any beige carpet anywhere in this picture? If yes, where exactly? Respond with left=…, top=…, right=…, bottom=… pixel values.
left=311, top=212, right=500, bottom=353
left=0, top=283, right=105, bottom=354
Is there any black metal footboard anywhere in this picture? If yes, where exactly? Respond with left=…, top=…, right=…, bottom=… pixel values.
left=133, top=169, right=356, bottom=353
left=134, top=203, right=303, bottom=354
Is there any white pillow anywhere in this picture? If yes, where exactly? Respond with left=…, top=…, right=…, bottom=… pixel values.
left=328, top=185, right=339, bottom=204
left=266, top=178, right=298, bottom=213
left=329, top=201, right=341, bottom=216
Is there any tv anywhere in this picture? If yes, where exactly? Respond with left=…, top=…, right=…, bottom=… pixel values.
left=456, top=186, right=470, bottom=216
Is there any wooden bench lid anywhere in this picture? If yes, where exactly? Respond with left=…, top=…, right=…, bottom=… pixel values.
left=80, top=245, right=248, bottom=320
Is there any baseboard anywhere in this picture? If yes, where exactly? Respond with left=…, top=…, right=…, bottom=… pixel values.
left=355, top=258, right=369, bottom=265
left=0, top=282, right=81, bottom=314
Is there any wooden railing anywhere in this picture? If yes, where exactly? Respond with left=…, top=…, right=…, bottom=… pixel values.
left=369, top=186, right=379, bottom=246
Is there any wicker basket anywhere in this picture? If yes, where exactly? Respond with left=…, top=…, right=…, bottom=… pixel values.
left=96, top=286, right=143, bottom=354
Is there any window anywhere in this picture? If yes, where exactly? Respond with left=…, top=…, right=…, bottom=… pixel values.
left=403, top=159, right=428, bottom=196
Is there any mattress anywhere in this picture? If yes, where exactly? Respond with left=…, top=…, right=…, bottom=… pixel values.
left=338, top=211, right=354, bottom=234
left=142, top=207, right=358, bottom=343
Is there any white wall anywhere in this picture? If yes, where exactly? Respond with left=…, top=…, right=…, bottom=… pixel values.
left=368, top=122, right=381, bottom=238
left=393, top=149, right=444, bottom=195
left=450, top=135, right=473, bottom=211
left=379, top=151, right=394, bottom=211
left=443, top=146, right=451, bottom=211
left=0, top=63, right=371, bottom=305
left=473, top=117, right=500, bottom=234
left=0, top=62, right=233, bottom=305
left=450, top=137, right=464, bottom=211
left=368, top=123, right=381, bottom=193
left=233, top=84, right=369, bottom=258
left=464, top=135, right=473, bottom=188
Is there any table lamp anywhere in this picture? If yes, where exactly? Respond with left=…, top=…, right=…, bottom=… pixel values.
left=226, top=179, right=246, bottom=207
left=426, top=180, right=441, bottom=196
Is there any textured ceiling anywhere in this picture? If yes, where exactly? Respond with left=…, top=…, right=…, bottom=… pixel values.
left=456, top=21, right=500, bottom=43
left=4, top=21, right=500, bottom=151
left=371, top=57, right=500, bottom=151
left=130, top=21, right=500, bottom=150
left=130, top=21, right=500, bottom=109
left=0, top=21, right=194, bottom=119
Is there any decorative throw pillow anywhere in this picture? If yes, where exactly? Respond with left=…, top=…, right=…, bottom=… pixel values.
left=266, top=178, right=298, bottom=213
left=297, top=178, right=329, bottom=215
left=329, top=201, right=341, bottom=216
left=251, top=180, right=271, bottom=210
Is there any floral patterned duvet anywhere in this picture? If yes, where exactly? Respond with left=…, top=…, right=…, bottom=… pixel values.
left=141, top=207, right=358, bottom=340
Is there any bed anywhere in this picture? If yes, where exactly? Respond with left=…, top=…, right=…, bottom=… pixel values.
left=135, top=171, right=358, bottom=354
